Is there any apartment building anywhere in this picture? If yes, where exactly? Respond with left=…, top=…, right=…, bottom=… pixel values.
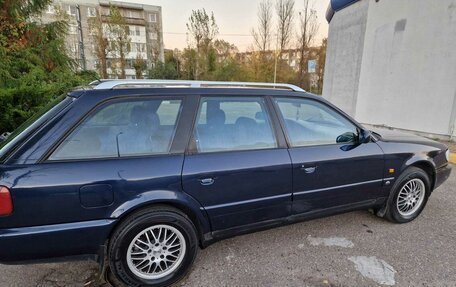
left=41, top=0, right=164, bottom=79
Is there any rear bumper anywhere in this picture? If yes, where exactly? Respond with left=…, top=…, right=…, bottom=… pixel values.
left=0, top=219, right=115, bottom=263
left=434, top=164, right=452, bottom=190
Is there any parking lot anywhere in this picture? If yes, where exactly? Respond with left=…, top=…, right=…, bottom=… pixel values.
left=1, top=165, right=455, bottom=287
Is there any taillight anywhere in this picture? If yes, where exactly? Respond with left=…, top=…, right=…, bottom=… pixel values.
left=0, top=186, right=13, bottom=216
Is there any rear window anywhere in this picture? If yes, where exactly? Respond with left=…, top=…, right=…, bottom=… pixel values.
left=0, top=95, right=72, bottom=163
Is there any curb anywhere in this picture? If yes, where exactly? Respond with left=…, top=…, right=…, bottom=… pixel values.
left=450, top=153, right=456, bottom=164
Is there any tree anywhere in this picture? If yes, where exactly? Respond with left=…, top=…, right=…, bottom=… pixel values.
left=244, top=50, right=275, bottom=83
left=88, top=8, right=109, bottom=78
left=186, top=9, right=218, bottom=52
left=252, top=0, right=273, bottom=52
left=0, top=0, right=96, bottom=133
left=164, top=49, right=181, bottom=78
left=0, top=0, right=51, bottom=49
left=133, top=55, right=147, bottom=79
left=108, top=6, right=131, bottom=79
left=315, top=38, right=327, bottom=94
left=180, top=48, right=198, bottom=80
left=275, top=0, right=295, bottom=52
left=148, top=21, right=163, bottom=65
left=296, top=0, right=319, bottom=89
left=148, top=61, right=178, bottom=80
left=213, top=39, right=238, bottom=63
left=186, top=9, right=218, bottom=79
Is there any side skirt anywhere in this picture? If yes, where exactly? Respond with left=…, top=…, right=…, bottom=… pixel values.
left=202, top=198, right=385, bottom=247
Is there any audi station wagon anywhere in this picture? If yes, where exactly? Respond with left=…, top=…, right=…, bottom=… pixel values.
left=0, top=80, right=451, bottom=287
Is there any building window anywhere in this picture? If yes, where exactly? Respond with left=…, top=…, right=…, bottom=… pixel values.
left=68, top=42, right=78, bottom=53
left=135, top=26, right=141, bottom=36
left=69, top=24, right=78, bottom=34
left=149, top=13, right=157, bottom=22
left=126, top=10, right=141, bottom=19
left=46, top=5, right=55, bottom=14
left=136, top=43, right=146, bottom=53
left=87, top=7, right=96, bottom=17
left=149, top=32, right=158, bottom=40
left=101, top=7, right=110, bottom=16
left=126, top=59, right=133, bottom=69
left=67, top=5, right=77, bottom=16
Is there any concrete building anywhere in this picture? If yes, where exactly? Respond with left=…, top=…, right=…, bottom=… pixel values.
left=41, top=0, right=164, bottom=79
left=323, top=0, right=456, bottom=139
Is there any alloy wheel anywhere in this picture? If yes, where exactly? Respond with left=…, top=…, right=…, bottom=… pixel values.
left=396, top=178, right=426, bottom=217
left=126, top=224, right=186, bottom=280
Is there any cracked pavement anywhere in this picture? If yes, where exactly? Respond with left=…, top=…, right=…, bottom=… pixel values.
left=1, top=165, right=455, bottom=286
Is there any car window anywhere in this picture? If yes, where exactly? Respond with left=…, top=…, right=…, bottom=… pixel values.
left=194, top=97, right=277, bottom=153
left=0, top=95, right=72, bottom=163
left=275, top=98, right=358, bottom=147
left=49, top=98, right=182, bottom=160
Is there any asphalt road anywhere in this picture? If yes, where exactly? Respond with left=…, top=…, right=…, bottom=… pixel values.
left=1, top=165, right=455, bottom=287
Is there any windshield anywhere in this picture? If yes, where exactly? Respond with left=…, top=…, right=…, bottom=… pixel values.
left=0, top=95, right=72, bottom=163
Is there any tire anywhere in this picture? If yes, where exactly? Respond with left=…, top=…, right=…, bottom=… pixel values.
left=108, top=205, right=198, bottom=287
left=384, top=167, right=431, bottom=223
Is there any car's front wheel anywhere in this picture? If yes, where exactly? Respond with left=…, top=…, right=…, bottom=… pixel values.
left=108, top=206, right=198, bottom=287
left=384, top=167, right=431, bottom=223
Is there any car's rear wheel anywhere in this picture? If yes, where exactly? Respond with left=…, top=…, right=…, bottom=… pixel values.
left=108, top=206, right=198, bottom=287
left=384, top=167, right=431, bottom=223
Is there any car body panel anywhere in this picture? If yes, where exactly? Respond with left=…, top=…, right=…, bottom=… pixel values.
left=182, top=149, right=293, bottom=230
left=0, top=156, right=184, bottom=229
left=288, top=142, right=385, bottom=214
left=0, top=219, right=114, bottom=262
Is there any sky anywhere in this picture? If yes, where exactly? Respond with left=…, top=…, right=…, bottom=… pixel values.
left=129, top=0, right=329, bottom=51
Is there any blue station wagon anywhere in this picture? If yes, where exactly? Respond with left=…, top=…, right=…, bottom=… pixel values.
left=0, top=80, right=451, bottom=287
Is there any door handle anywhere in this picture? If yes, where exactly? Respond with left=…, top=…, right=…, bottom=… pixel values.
left=300, top=165, right=316, bottom=174
left=198, top=178, right=215, bottom=186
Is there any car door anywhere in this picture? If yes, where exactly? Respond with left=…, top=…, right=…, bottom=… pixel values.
left=182, top=95, right=292, bottom=231
left=273, top=96, right=385, bottom=214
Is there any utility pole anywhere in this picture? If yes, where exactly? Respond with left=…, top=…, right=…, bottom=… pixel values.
left=76, top=4, right=86, bottom=70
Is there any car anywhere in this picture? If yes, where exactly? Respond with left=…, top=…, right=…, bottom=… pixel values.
left=0, top=80, right=452, bottom=286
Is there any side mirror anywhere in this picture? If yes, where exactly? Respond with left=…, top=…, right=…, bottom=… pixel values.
left=358, top=129, right=372, bottom=144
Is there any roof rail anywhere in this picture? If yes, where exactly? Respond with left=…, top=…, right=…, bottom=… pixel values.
left=89, top=79, right=306, bottom=92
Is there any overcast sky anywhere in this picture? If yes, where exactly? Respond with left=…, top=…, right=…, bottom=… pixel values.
left=130, top=0, right=329, bottom=51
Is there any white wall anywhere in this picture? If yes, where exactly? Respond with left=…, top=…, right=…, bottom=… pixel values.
left=324, top=0, right=456, bottom=137
left=356, top=0, right=456, bottom=136
left=323, top=0, right=370, bottom=116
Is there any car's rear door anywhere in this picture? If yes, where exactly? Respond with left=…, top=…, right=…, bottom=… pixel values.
left=182, top=95, right=293, bottom=231
left=273, top=96, right=385, bottom=214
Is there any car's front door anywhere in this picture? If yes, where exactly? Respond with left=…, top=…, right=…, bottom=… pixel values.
left=273, top=97, right=385, bottom=214
left=182, top=96, right=292, bottom=231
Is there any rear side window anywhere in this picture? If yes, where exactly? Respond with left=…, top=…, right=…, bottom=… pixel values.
left=49, top=98, right=182, bottom=160
left=194, top=97, right=277, bottom=153
left=0, top=95, right=72, bottom=163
